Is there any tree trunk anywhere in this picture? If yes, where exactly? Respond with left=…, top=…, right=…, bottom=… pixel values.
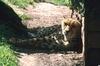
left=85, top=0, right=100, bottom=66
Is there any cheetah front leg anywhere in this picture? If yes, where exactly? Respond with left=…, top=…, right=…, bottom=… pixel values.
left=61, top=21, right=69, bottom=45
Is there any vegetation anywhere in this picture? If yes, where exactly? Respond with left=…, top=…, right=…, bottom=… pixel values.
left=50, top=0, right=70, bottom=5
left=19, top=14, right=32, bottom=21
left=51, top=0, right=84, bottom=16
left=2, top=0, right=34, bottom=8
left=0, top=25, right=18, bottom=66
left=0, top=43, right=18, bottom=66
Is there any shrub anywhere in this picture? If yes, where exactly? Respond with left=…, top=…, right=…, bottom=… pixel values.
left=51, top=0, right=84, bottom=16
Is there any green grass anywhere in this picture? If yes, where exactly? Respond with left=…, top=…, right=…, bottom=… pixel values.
left=51, top=0, right=71, bottom=6
left=0, top=25, right=18, bottom=66
left=0, top=43, right=18, bottom=66
left=2, top=0, right=34, bottom=8
left=19, top=14, right=32, bottom=21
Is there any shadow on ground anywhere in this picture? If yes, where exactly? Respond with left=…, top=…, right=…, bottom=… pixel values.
left=9, top=24, right=82, bottom=54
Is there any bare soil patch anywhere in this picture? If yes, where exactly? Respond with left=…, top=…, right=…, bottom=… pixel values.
left=19, top=52, right=84, bottom=66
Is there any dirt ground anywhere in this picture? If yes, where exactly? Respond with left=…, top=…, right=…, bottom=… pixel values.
left=10, top=2, right=84, bottom=66
left=18, top=50, right=84, bottom=66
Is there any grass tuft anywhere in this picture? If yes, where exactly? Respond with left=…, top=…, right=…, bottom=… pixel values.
left=0, top=24, right=18, bottom=66
left=2, top=0, right=34, bottom=8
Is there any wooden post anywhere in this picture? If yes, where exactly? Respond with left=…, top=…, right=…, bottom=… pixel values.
left=85, top=0, right=100, bottom=66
